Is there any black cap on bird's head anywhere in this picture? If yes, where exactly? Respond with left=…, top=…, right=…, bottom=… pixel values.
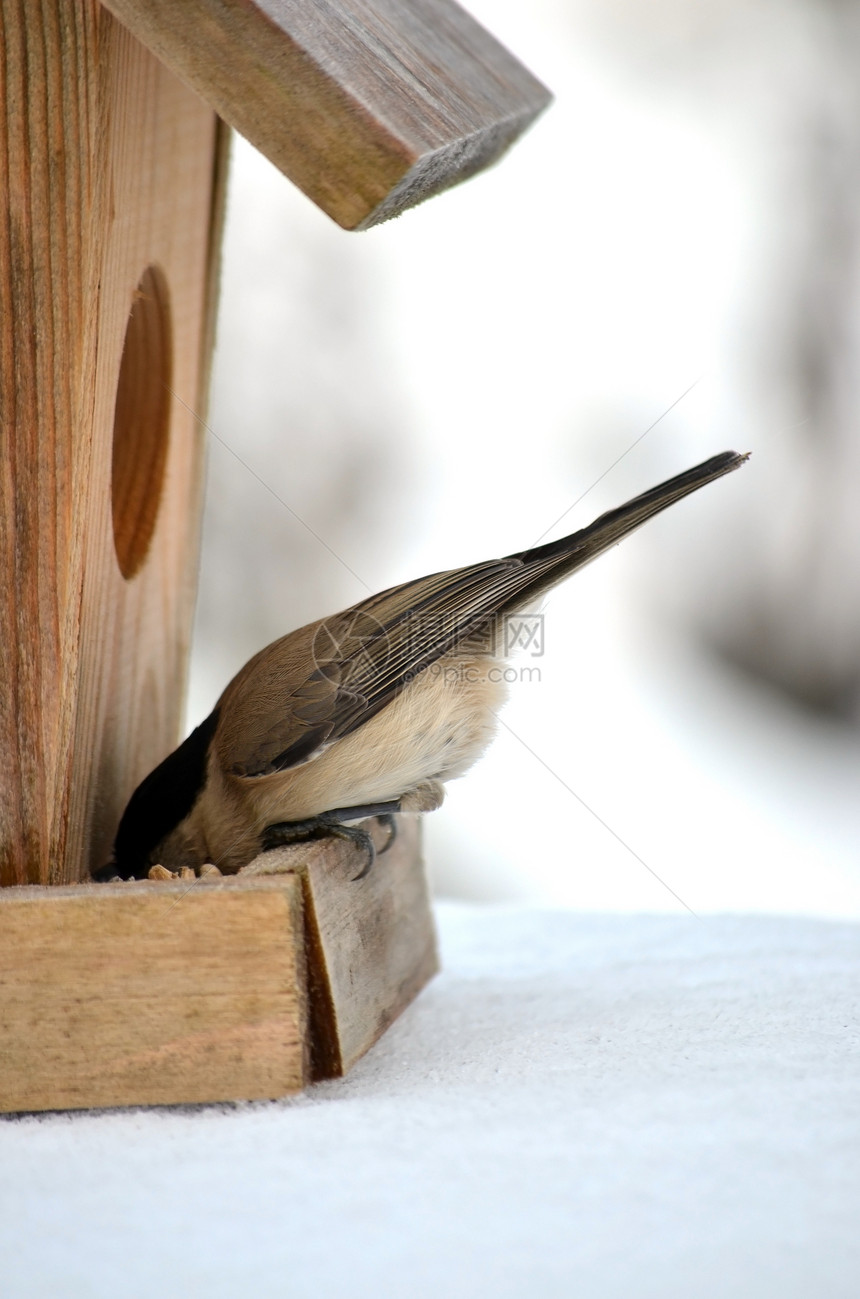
left=90, top=711, right=219, bottom=881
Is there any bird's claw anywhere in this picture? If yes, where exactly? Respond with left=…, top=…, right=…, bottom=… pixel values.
left=343, top=813, right=398, bottom=880
left=375, top=812, right=398, bottom=856
left=262, top=805, right=400, bottom=880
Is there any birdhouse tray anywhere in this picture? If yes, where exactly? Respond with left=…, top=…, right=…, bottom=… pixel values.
left=0, top=817, right=436, bottom=1114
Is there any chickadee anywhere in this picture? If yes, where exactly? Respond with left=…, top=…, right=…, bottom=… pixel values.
left=95, top=450, right=748, bottom=881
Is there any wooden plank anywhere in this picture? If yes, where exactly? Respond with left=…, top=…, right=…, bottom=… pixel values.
left=0, top=821, right=437, bottom=1111
left=99, top=0, right=552, bottom=229
left=0, top=876, right=308, bottom=1113
left=306, top=816, right=438, bottom=1076
left=0, top=5, right=223, bottom=884
left=245, top=816, right=439, bottom=1079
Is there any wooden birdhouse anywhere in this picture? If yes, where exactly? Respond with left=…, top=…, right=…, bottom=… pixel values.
left=0, top=0, right=550, bottom=1111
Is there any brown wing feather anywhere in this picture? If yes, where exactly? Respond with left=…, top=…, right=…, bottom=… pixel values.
left=216, top=451, right=748, bottom=778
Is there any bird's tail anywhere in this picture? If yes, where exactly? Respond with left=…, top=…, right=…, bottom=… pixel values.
left=310, top=449, right=749, bottom=744
left=500, top=449, right=749, bottom=613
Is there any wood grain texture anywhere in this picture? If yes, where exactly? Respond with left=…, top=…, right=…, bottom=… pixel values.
left=0, top=875, right=308, bottom=1112
left=0, top=821, right=436, bottom=1112
left=249, top=816, right=439, bottom=1079
left=98, top=0, right=552, bottom=229
left=0, top=4, right=223, bottom=884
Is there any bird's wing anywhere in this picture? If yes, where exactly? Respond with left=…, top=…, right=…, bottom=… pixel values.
left=218, top=559, right=523, bottom=776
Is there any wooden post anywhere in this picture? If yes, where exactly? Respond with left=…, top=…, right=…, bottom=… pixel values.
left=0, top=0, right=548, bottom=1106
left=0, top=3, right=226, bottom=886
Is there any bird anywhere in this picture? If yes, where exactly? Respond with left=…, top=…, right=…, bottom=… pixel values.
left=94, top=450, right=748, bottom=881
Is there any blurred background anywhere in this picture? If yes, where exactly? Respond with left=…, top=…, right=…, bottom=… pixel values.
left=187, top=0, right=860, bottom=917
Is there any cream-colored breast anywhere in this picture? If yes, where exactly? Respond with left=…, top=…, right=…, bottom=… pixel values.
left=234, top=652, right=503, bottom=823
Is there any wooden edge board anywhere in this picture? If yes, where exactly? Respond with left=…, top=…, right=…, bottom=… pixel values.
left=252, top=815, right=439, bottom=1079
left=0, top=818, right=437, bottom=1113
left=0, top=875, right=308, bottom=1113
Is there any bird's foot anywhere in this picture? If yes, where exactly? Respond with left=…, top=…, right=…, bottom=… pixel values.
left=261, top=800, right=401, bottom=881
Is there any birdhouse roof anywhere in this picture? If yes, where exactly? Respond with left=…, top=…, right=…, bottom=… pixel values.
left=101, top=0, right=551, bottom=229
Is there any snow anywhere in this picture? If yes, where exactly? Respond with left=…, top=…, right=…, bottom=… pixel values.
left=3, top=904, right=858, bottom=1298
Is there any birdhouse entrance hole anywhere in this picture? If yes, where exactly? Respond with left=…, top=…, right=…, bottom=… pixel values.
left=110, top=263, right=173, bottom=580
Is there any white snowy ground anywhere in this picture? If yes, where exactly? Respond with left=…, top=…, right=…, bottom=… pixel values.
left=2, top=904, right=858, bottom=1298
